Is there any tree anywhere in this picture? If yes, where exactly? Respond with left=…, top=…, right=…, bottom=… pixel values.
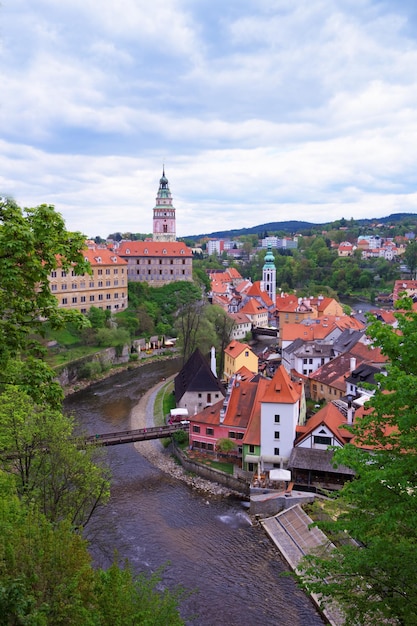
left=0, top=199, right=90, bottom=404
left=298, top=297, right=417, bottom=625
left=0, top=472, right=186, bottom=625
left=0, top=386, right=110, bottom=528
left=174, top=301, right=206, bottom=363
left=205, top=305, right=235, bottom=376
left=404, top=240, right=417, bottom=279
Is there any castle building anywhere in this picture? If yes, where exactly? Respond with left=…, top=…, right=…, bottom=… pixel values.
left=116, top=168, right=193, bottom=286
left=152, top=168, right=176, bottom=242
left=50, top=245, right=128, bottom=314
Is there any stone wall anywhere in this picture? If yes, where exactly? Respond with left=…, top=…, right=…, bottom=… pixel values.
left=172, top=445, right=250, bottom=497
left=55, top=345, right=131, bottom=387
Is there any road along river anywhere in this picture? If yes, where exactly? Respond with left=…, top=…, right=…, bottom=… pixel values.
left=64, top=359, right=325, bottom=626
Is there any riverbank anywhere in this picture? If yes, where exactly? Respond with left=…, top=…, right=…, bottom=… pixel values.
left=130, top=377, right=240, bottom=498
left=62, top=352, right=179, bottom=396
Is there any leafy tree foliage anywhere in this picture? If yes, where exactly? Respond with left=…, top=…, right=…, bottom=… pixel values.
left=299, top=298, right=417, bottom=625
left=0, top=200, right=90, bottom=406
left=0, top=386, right=110, bottom=528
left=0, top=472, right=186, bottom=625
left=0, top=199, right=90, bottom=364
left=404, top=239, right=417, bottom=279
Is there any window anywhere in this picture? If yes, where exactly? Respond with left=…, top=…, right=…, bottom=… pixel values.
left=51, top=271, right=57, bottom=278
left=114, top=269, right=118, bottom=274
left=98, top=281, right=103, bottom=287
left=274, top=447, right=280, bottom=456
left=192, top=425, right=200, bottom=433
left=106, top=280, right=111, bottom=287
left=98, top=269, right=103, bottom=275
left=72, top=283, right=77, bottom=289
left=228, top=431, right=236, bottom=439
left=249, top=445, right=255, bottom=454
left=61, top=284, right=67, bottom=290
left=106, top=269, right=110, bottom=275
left=314, top=435, right=332, bottom=446
left=89, top=281, right=94, bottom=288
left=51, top=284, right=57, bottom=291
left=72, top=297, right=77, bottom=303
left=206, top=427, right=214, bottom=436
left=81, top=296, right=86, bottom=303
left=114, top=293, right=119, bottom=299
left=274, top=431, right=280, bottom=439
left=274, top=414, right=280, bottom=423
left=114, top=279, right=118, bottom=286
left=90, top=295, right=95, bottom=302
left=106, top=294, right=111, bottom=300
left=61, top=271, right=67, bottom=278
left=62, top=297, right=68, bottom=304
left=98, top=294, right=103, bottom=301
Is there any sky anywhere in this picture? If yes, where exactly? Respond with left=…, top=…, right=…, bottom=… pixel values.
left=2, top=1, right=417, bottom=239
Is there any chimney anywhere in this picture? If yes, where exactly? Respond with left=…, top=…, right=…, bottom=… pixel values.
left=347, top=395, right=354, bottom=425
left=350, top=357, right=356, bottom=373
left=211, top=346, right=216, bottom=377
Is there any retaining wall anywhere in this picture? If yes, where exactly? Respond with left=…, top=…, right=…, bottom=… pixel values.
left=172, top=446, right=250, bottom=496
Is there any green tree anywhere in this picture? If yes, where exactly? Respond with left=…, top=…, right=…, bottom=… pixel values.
left=299, top=297, right=417, bottom=625
left=205, top=305, right=235, bottom=376
left=404, top=240, right=417, bottom=279
left=0, top=472, right=186, bottom=625
left=0, top=386, right=110, bottom=528
left=0, top=199, right=90, bottom=405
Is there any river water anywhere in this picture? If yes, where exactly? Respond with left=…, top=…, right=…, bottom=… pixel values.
left=64, top=360, right=325, bottom=626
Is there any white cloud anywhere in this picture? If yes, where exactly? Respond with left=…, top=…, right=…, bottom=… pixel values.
left=1, top=1, right=417, bottom=238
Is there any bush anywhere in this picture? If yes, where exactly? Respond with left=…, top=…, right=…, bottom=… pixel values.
left=79, top=360, right=102, bottom=379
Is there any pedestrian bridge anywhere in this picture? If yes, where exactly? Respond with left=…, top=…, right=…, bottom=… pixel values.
left=84, top=422, right=189, bottom=447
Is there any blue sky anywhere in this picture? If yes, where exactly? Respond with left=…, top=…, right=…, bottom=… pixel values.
left=2, top=1, right=417, bottom=238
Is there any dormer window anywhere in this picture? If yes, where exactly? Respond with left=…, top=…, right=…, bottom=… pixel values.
left=163, top=249, right=167, bottom=254
left=94, top=256, right=102, bottom=263
left=144, top=249, right=148, bottom=254
left=125, top=248, right=130, bottom=254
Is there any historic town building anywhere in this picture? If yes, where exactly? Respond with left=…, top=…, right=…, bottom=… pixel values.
left=50, top=245, right=128, bottom=314
left=116, top=169, right=193, bottom=286
left=152, top=168, right=176, bottom=242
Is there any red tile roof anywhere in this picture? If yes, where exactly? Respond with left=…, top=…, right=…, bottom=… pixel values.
left=117, top=241, right=192, bottom=257
left=262, top=365, right=303, bottom=404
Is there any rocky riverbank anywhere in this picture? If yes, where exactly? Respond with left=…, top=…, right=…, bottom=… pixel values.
left=130, top=379, right=240, bottom=498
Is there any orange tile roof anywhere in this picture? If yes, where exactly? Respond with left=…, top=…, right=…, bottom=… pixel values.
left=224, top=340, right=251, bottom=357
left=262, top=365, right=302, bottom=404
left=117, top=241, right=192, bottom=257
left=230, top=312, right=251, bottom=325
left=296, top=402, right=353, bottom=446
left=246, top=281, right=274, bottom=308
left=240, top=299, right=268, bottom=315
left=83, top=247, right=127, bottom=266
left=191, top=400, right=223, bottom=425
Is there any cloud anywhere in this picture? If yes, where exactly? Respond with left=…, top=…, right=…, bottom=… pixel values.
left=2, top=1, right=417, bottom=238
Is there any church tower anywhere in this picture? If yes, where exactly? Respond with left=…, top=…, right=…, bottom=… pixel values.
left=152, top=168, right=176, bottom=242
left=262, top=245, right=276, bottom=304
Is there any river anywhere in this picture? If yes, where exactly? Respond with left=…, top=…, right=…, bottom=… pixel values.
left=64, top=360, right=326, bottom=626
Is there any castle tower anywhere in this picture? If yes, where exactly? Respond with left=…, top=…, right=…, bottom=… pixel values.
left=152, top=168, right=176, bottom=242
left=262, top=245, right=276, bottom=304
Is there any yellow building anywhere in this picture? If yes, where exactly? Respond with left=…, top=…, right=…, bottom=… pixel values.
left=49, top=246, right=128, bottom=314
left=223, top=340, right=258, bottom=380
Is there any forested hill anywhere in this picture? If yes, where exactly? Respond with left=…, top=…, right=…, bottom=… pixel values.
left=188, top=212, right=416, bottom=240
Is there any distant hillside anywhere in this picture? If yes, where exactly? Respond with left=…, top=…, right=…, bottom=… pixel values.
left=187, top=213, right=417, bottom=240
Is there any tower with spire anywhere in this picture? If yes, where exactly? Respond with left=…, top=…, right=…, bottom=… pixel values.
left=262, top=245, right=276, bottom=305
left=152, top=168, right=176, bottom=242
